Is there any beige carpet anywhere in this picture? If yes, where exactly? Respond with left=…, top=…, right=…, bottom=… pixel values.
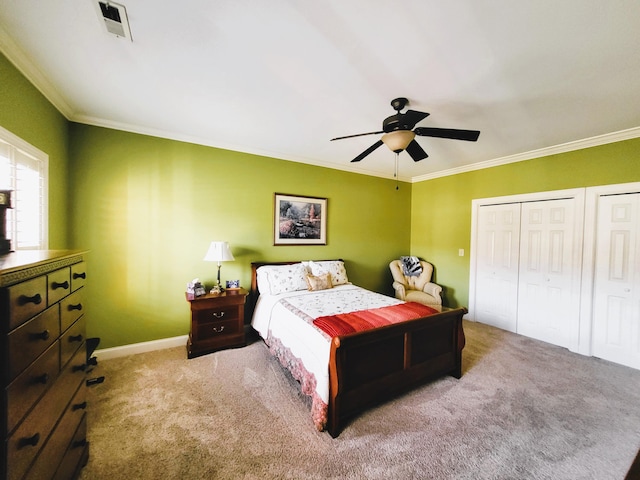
left=79, top=321, right=640, bottom=479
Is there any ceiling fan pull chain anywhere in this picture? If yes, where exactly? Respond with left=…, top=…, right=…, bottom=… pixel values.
left=395, top=152, right=399, bottom=190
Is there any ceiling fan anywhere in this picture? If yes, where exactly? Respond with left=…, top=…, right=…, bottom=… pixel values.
left=331, top=97, right=480, bottom=163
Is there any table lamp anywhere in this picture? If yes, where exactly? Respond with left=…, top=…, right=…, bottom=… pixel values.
left=203, top=241, right=235, bottom=293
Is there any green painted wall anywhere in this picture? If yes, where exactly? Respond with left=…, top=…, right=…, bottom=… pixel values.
left=0, top=53, right=70, bottom=248
left=68, top=123, right=411, bottom=347
left=410, top=139, right=640, bottom=308
left=3, top=49, right=640, bottom=349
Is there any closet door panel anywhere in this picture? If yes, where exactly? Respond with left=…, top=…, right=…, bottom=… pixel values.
left=517, top=199, right=580, bottom=348
left=592, top=193, right=640, bottom=369
left=474, top=203, right=521, bottom=332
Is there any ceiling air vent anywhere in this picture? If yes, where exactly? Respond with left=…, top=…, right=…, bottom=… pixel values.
left=95, top=1, right=132, bottom=40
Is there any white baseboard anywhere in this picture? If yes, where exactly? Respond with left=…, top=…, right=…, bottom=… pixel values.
left=94, top=335, right=189, bottom=361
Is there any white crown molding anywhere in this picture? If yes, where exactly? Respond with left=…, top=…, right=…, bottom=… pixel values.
left=411, top=127, right=640, bottom=183
left=75, top=113, right=412, bottom=182
left=3, top=22, right=638, bottom=185
left=0, top=25, right=74, bottom=119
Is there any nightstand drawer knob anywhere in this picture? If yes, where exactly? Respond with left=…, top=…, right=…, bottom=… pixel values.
left=212, top=326, right=225, bottom=333
left=212, top=312, right=225, bottom=319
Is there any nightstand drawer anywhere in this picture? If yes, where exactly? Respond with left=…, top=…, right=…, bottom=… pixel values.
left=193, top=305, right=239, bottom=325
left=194, top=317, right=241, bottom=342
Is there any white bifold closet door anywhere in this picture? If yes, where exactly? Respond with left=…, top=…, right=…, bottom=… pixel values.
left=474, top=203, right=521, bottom=332
left=592, top=193, right=640, bottom=369
left=475, top=198, right=581, bottom=349
left=516, top=199, right=581, bottom=349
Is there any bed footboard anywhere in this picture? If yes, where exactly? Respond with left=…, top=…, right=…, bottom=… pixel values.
left=327, top=307, right=466, bottom=437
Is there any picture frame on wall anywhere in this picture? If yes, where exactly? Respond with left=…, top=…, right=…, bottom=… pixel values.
left=274, top=193, right=327, bottom=245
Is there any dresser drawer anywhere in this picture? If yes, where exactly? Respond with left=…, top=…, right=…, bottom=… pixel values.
left=8, top=276, right=47, bottom=330
left=60, top=290, right=84, bottom=333
left=6, top=345, right=86, bottom=480
left=60, top=316, right=86, bottom=369
left=6, top=341, right=60, bottom=434
left=8, top=305, right=60, bottom=382
left=47, top=268, right=71, bottom=306
left=52, top=415, right=88, bottom=480
left=70, top=262, right=87, bottom=292
left=23, top=384, right=87, bottom=480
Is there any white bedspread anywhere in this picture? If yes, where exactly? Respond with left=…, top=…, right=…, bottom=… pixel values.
left=251, top=284, right=402, bottom=406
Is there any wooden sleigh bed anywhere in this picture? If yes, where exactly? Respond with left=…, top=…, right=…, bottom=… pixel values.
left=249, top=260, right=467, bottom=437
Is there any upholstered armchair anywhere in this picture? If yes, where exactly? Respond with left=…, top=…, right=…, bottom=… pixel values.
left=389, top=259, right=443, bottom=306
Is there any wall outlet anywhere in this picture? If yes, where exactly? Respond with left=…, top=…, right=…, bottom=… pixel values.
left=458, top=249, right=465, bottom=257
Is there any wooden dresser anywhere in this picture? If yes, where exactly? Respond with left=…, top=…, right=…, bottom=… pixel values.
left=1, top=250, right=89, bottom=480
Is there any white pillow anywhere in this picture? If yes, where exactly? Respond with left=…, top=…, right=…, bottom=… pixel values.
left=303, top=260, right=349, bottom=286
left=256, top=263, right=309, bottom=295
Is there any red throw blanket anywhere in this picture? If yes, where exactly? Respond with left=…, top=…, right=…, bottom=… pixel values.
left=313, top=302, right=439, bottom=337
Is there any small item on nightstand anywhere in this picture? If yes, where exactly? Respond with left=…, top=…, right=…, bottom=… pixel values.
left=226, top=279, right=240, bottom=289
left=186, top=278, right=206, bottom=300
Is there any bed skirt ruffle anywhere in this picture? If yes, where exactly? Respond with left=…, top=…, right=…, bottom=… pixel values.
left=266, top=333, right=328, bottom=431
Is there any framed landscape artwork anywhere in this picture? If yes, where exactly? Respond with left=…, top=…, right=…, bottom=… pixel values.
left=274, top=193, right=327, bottom=245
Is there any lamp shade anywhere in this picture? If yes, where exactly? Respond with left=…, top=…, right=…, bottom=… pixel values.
left=381, top=130, right=416, bottom=153
left=203, top=241, right=235, bottom=262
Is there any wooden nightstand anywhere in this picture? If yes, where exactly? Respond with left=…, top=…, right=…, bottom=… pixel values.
left=185, top=288, right=248, bottom=359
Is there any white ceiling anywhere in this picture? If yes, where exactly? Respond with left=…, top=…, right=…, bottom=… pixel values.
left=1, top=1, right=639, bottom=181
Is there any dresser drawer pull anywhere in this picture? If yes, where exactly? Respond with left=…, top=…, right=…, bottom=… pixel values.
left=19, top=433, right=40, bottom=448
left=212, top=326, right=225, bottom=333
left=73, top=363, right=87, bottom=372
left=31, top=329, right=50, bottom=341
left=73, top=272, right=87, bottom=280
left=72, top=401, right=88, bottom=411
left=212, top=312, right=225, bottom=319
left=73, top=439, right=88, bottom=448
left=87, top=376, right=105, bottom=386
left=52, top=280, right=70, bottom=290
left=34, top=373, right=50, bottom=385
left=69, top=334, right=84, bottom=343
left=19, top=293, right=42, bottom=305
left=68, top=303, right=83, bottom=311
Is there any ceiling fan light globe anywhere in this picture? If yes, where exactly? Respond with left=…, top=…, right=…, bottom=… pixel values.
left=381, top=130, right=415, bottom=153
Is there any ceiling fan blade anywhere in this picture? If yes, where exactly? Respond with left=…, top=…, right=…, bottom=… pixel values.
left=405, top=140, right=428, bottom=162
left=351, top=140, right=383, bottom=162
left=331, top=130, right=384, bottom=141
left=414, top=127, right=480, bottom=142
left=402, top=110, right=430, bottom=129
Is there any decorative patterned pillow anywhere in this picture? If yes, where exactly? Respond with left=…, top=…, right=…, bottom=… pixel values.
left=257, top=263, right=309, bottom=295
left=304, top=260, right=349, bottom=286
left=305, top=273, right=333, bottom=291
